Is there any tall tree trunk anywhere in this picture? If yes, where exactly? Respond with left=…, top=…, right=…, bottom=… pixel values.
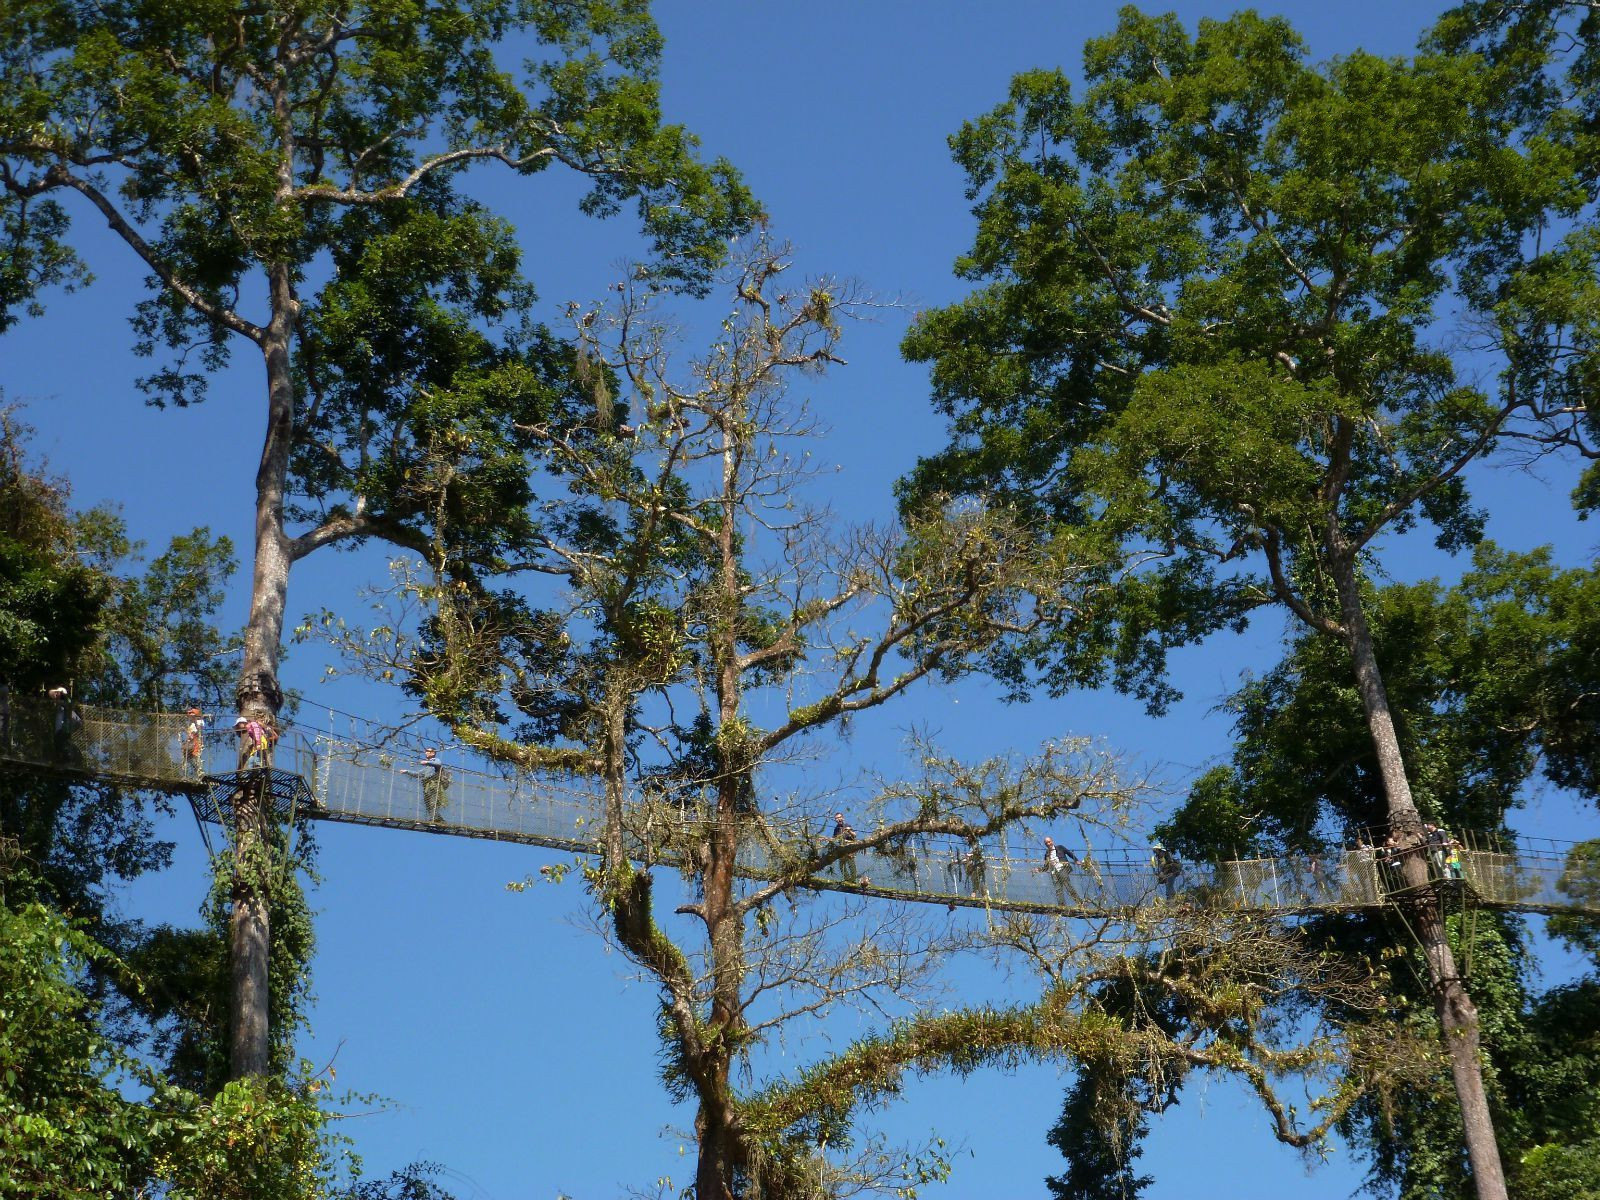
left=692, top=416, right=749, bottom=1199
left=694, top=1093, right=737, bottom=1200
left=693, top=775, right=744, bottom=1200
left=239, top=273, right=298, bottom=720
left=227, top=778, right=271, bottom=1079
left=1329, top=549, right=1507, bottom=1200
left=228, top=267, right=299, bottom=1080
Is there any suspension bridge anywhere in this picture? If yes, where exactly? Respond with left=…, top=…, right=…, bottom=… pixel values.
left=2, top=701, right=1596, bottom=921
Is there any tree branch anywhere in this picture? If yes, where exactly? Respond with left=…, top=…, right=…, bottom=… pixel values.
left=292, top=145, right=558, bottom=204
left=42, top=167, right=264, bottom=342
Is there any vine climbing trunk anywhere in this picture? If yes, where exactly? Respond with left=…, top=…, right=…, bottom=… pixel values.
left=228, top=775, right=271, bottom=1079
left=228, top=265, right=300, bottom=1080
left=1330, top=547, right=1507, bottom=1200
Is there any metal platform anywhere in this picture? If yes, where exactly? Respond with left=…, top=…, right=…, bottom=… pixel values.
left=193, top=768, right=320, bottom=826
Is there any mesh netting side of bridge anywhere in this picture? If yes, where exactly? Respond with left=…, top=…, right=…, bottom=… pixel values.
left=297, top=742, right=1590, bottom=917
left=0, top=702, right=226, bottom=791
left=1, top=700, right=1594, bottom=918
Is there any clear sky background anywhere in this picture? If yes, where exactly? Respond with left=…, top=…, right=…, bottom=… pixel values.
left=3, top=3, right=1598, bottom=1198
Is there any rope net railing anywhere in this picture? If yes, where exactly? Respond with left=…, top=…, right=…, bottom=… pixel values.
left=2, top=700, right=1596, bottom=919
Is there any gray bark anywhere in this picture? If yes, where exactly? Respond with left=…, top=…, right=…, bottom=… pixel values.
left=227, top=266, right=300, bottom=1079
left=1329, top=547, right=1507, bottom=1200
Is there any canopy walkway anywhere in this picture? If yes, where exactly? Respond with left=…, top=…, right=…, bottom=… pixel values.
left=3, top=702, right=1597, bottom=921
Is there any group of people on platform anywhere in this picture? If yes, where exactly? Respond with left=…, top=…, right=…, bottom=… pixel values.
left=178, top=708, right=278, bottom=775
left=0, top=684, right=283, bottom=776
left=1373, top=823, right=1468, bottom=885
left=185, top=718, right=451, bottom=822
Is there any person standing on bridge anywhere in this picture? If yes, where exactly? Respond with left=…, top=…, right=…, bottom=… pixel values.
left=182, top=708, right=208, bottom=777
left=46, top=685, right=82, bottom=755
left=954, top=842, right=986, bottom=898
left=1379, top=828, right=1420, bottom=895
left=403, top=747, right=450, bottom=824
left=1307, top=851, right=1328, bottom=901
left=234, top=715, right=275, bottom=770
left=1424, top=823, right=1451, bottom=879
left=1151, top=841, right=1182, bottom=901
left=1041, top=836, right=1075, bottom=903
left=830, top=812, right=862, bottom=885
left=1344, top=837, right=1378, bottom=904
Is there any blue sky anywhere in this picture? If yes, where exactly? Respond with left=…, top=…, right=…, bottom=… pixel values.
left=4, top=2, right=1598, bottom=1198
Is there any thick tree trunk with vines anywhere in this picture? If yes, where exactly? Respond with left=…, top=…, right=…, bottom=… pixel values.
left=1329, top=547, right=1507, bottom=1200
left=229, top=267, right=299, bottom=1079
left=694, top=841, right=742, bottom=1196
left=227, top=781, right=271, bottom=1079
left=694, top=1086, right=738, bottom=1200
left=691, top=416, right=752, bottom=1199
left=694, top=770, right=746, bottom=1200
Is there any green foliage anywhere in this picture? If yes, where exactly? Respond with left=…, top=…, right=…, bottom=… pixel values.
left=0, top=410, right=107, bottom=690
left=1, top=2, right=760, bottom=697
left=902, top=5, right=1591, bottom=705
left=115, top=833, right=321, bottom=1098
left=739, top=919, right=1397, bottom=1200
left=151, top=1070, right=342, bottom=1200
left=1459, top=546, right=1600, bottom=802
left=1428, top=1, right=1600, bottom=516
left=1553, top=841, right=1600, bottom=963
left=184, top=836, right=320, bottom=1089
left=1504, top=979, right=1600, bottom=1169
left=1160, top=545, right=1600, bottom=861
left=1045, top=1068, right=1153, bottom=1200
left=0, top=189, right=85, bottom=336
left=1516, top=1139, right=1600, bottom=1200
left=0, top=0, right=756, bottom=396
left=0, top=409, right=232, bottom=962
left=0, top=896, right=357, bottom=1200
left=323, top=240, right=1272, bottom=1197
left=333, top=1161, right=462, bottom=1200
left=0, top=413, right=241, bottom=1098
left=1043, top=971, right=1184, bottom=1200
left=0, top=901, right=152, bottom=1198
left=1322, top=918, right=1600, bottom=1200
left=1157, top=571, right=1600, bottom=1198
left=289, top=190, right=568, bottom=567
left=92, top=526, right=239, bottom=710
left=0, top=412, right=345, bottom=1189
left=0, top=530, right=106, bottom=692
left=0, top=405, right=238, bottom=705
left=911, top=12, right=1600, bottom=1192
